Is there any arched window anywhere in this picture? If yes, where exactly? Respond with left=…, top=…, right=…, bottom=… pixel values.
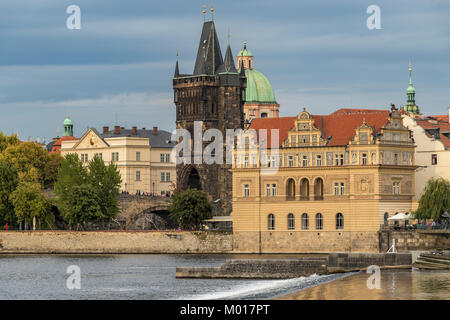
left=336, top=213, right=344, bottom=230
left=286, top=179, right=295, bottom=200
left=261, top=112, right=268, bottom=118
left=287, top=213, right=295, bottom=230
left=301, top=213, right=309, bottom=230
left=300, top=178, right=309, bottom=200
left=316, top=213, right=323, bottom=230
left=384, top=212, right=389, bottom=226
left=268, top=214, right=275, bottom=230
left=314, top=178, right=324, bottom=200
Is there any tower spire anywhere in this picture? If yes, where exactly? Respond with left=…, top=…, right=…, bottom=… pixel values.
left=174, top=51, right=180, bottom=77
left=404, top=61, right=419, bottom=114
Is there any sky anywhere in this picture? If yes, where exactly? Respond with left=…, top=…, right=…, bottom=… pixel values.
left=0, top=0, right=449, bottom=142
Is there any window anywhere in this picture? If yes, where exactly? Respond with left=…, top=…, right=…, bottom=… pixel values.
left=336, top=213, right=344, bottom=230
left=94, top=153, right=102, bottom=160
left=165, top=172, right=171, bottom=182
left=243, top=184, right=249, bottom=197
left=316, top=213, right=323, bottom=230
left=361, top=153, right=367, bottom=165
left=302, top=155, right=308, bottom=167
left=335, top=154, right=344, bottom=166
left=81, top=154, right=88, bottom=163
left=393, top=182, right=400, bottom=195
left=244, top=156, right=249, bottom=168
left=266, top=184, right=271, bottom=197
left=288, top=156, right=294, bottom=167
left=271, top=184, right=277, bottom=197
left=316, top=155, right=322, bottom=166
left=340, top=182, right=345, bottom=195
left=287, top=213, right=295, bottom=230
left=136, top=152, right=141, bottom=161
left=268, top=214, right=275, bottom=230
left=160, top=154, right=165, bottom=162
left=112, top=152, right=119, bottom=162
left=334, top=183, right=340, bottom=196
left=166, top=154, right=171, bottom=163
left=136, top=170, right=141, bottom=181
left=431, top=154, right=438, bottom=165
left=161, top=172, right=165, bottom=182
left=301, top=213, right=309, bottom=230
left=394, top=153, right=398, bottom=165
left=384, top=212, right=389, bottom=226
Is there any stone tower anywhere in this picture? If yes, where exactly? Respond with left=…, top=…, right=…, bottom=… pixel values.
left=173, top=20, right=246, bottom=216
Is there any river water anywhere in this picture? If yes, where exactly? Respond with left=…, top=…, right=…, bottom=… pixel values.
left=0, top=254, right=448, bottom=300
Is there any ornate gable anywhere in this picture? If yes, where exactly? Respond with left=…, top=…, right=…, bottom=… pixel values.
left=73, top=129, right=109, bottom=150
left=282, top=108, right=326, bottom=147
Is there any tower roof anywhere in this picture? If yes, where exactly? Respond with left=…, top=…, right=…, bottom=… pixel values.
left=238, top=42, right=253, bottom=57
left=193, top=21, right=223, bottom=75
left=217, top=44, right=238, bottom=74
left=64, top=117, right=73, bottom=126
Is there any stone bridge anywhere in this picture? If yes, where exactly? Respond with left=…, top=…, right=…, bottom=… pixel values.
left=117, top=194, right=174, bottom=230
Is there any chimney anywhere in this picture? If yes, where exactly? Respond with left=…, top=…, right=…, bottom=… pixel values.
left=132, top=126, right=137, bottom=135
left=103, top=126, right=109, bottom=134
left=114, top=126, right=121, bottom=134
left=153, top=126, right=158, bottom=135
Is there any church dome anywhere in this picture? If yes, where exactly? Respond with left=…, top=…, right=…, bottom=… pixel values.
left=238, top=47, right=253, bottom=57
left=64, top=117, right=73, bottom=126
left=407, top=84, right=415, bottom=94
left=242, top=68, right=277, bottom=103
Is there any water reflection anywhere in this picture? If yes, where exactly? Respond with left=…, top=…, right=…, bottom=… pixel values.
left=280, top=269, right=450, bottom=300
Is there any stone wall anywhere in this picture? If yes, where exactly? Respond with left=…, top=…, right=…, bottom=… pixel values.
left=233, top=231, right=380, bottom=253
left=0, top=231, right=232, bottom=254
left=379, top=230, right=450, bottom=252
left=176, top=253, right=412, bottom=279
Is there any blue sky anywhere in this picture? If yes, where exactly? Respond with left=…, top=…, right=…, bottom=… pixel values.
left=0, top=0, right=449, bottom=142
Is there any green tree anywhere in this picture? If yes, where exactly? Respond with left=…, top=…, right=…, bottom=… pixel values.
left=87, top=155, right=122, bottom=222
left=57, top=184, right=103, bottom=229
left=9, top=181, right=53, bottom=229
left=414, top=177, right=450, bottom=221
left=0, top=159, right=19, bottom=226
left=55, top=154, right=121, bottom=228
left=43, top=153, right=63, bottom=189
left=0, top=132, right=19, bottom=153
left=0, top=142, right=51, bottom=184
left=169, top=188, right=212, bottom=229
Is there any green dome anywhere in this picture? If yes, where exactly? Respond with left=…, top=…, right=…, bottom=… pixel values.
left=238, top=48, right=253, bottom=57
left=242, top=68, right=276, bottom=103
left=64, top=117, right=73, bottom=125
left=407, top=84, right=415, bottom=94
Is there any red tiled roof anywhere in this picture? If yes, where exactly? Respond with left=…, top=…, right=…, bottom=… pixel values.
left=248, top=117, right=296, bottom=148
left=248, top=108, right=391, bottom=148
left=415, top=118, right=450, bottom=149
left=50, top=136, right=77, bottom=154
left=431, top=115, right=449, bottom=123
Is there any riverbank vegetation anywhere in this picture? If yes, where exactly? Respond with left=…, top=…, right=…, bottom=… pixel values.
left=0, top=132, right=121, bottom=230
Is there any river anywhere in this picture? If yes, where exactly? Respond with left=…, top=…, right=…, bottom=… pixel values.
left=0, top=254, right=448, bottom=300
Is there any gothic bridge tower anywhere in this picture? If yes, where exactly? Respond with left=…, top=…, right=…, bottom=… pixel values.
left=173, top=15, right=246, bottom=216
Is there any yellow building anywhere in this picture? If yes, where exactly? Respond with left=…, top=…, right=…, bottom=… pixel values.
left=61, top=126, right=176, bottom=196
left=232, top=107, right=417, bottom=253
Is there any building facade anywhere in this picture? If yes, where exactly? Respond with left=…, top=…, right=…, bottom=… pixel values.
left=236, top=42, right=280, bottom=121
left=402, top=110, right=450, bottom=198
left=173, top=19, right=246, bottom=215
left=232, top=107, right=417, bottom=253
left=61, top=126, right=176, bottom=196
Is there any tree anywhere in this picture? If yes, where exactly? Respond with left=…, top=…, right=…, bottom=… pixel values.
left=57, top=184, right=103, bottom=229
left=54, top=154, right=121, bottom=228
left=0, top=142, right=51, bottom=185
left=43, top=153, right=63, bottom=189
left=414, top=177, right=450, bottom=221
left=0, top=159, right=18, bottom=226
left=9, top=181, right=53, bottom=229
left=0, top=132, right=19, bottom=153
left=87, top=156, right=122, bottom=222
left=169, top=188, right=212, bottom=229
